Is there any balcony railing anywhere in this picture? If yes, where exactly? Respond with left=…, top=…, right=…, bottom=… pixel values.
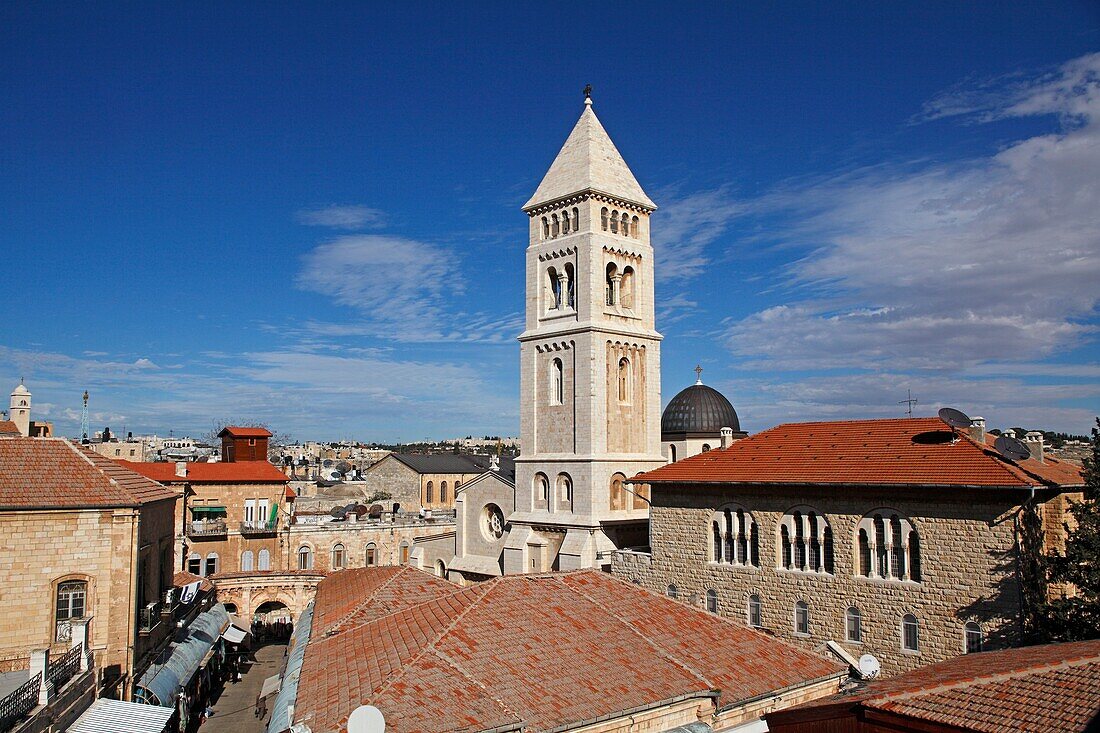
left=0, top=672, right=41, bottom=731
left=139, top=603, right=161, bottom=634
left=239, top=519, right=278, bottom=536
left=47, top=643, right=82, bottom=689
left=187, top=519, right=227, bottom=538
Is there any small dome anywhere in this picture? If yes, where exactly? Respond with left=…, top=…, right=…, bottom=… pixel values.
left=661, top=383, right=740, bottom=437
left=11, top=383, right=29, bottom=395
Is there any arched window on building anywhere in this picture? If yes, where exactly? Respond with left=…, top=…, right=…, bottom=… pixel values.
left=620, top=266, right=635, bottom=309
left=205, top=552, right=219, bottom=577
left=617, top=357, right=631, bottom=403
left=572, top=207, right=580, bottom=232
left=857, top=511, right=920, bottom=582
left=551, top=212, right=560, bottom=237
left=297, top=545, right=313, bottom=570
left=605, top=263, right=618, bottom=306
left=561, top=209, right=570, bottom=234
left=701, top=444, right=711, bottom=452
left=240, top=550, right=254, bottom=572
left=964, top=622, right=983, bottom=653
left=557, top=473, right=573, bottom=510
left=435, top=560, right=447, bottom=578
left=440, top=481, right=448, bottom=504
left=187, top=553, right=201, bottom=576
left=748, top=594, right=762, bottom=627
left=669, top=445, right=677, bottom=463
left=426, top=481, right=434, bottom=504
left=541, top=216, right=550, bottom=239
left=705, top=589, right=718, bottom=613
left=795, top=601, right=810, bottom=635
left=550, top=358, right=564, bottom=405
left=547, top=266, right=561, bottom=310
left=902, top=614, right=919, bottom=652
left=601, top=207, right=609, bottom=231
left=846, top=606, right=862, bottom=643
left=620, top=212, right=630, bottom=236
left=365, top=543, right=377, bottom=567
left=780, top=508, right=834, bottom=574
left=534, top=472, right=550, bottom=507
left=258, top=548, right=271, bottom=571
left=400, top=542, right=410, bottom=564
left=610, top=472, right=627, bottom=511
left=710, top=504, right=759, bottom=567
left=610, top=209, right=619, bottom=234
left=564, top=263, right=575, bottom=308
left=667, top=584, right=678, bottom=599
left=55, top=580, right=87, bottom=642
left=331, top=543, right=346, bottom=570
left=631, top=215, right=639, bottom=238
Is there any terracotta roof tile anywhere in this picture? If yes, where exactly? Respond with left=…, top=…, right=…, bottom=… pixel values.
left=295, top=568, right=845, bottom=733
left=0, top=420, right=21, bottom=436
left=218, top=426, right=273, bottom=438
left=639, top=417, right=1082, bottom=489
left=119, top=459, right=288, bottom=484
left=173, top=571, right=214, bottom=593
left=0, top=437, right=176, bottom=509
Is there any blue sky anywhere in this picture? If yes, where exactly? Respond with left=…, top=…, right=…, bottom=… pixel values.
left=2, top=2, right=1098, bottom=441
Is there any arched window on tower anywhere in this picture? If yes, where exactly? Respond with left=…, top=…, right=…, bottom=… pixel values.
left=620, top=266, right=635, bottom=309
left=534, top=472, right=550, bottom=506
left=601, top=207, right=609, bottom=231
left=610, top=472, right=627, bottom=511
left=610, top=209, right=619, bottom=233
left=631, top=215, right=639, bottom=238
left=551, top=213, right=560, bottom=237
left=620, top=212, right=630, bottom=236
left=542, top=217, right=550, bottom=239
left=605, top=263, right=618, bottom=306
left=550, top=358, right=564, bottom=405
left=547, top=266, right=561, bottom=311
left=572, top=207, right=580, bottom=232
left=564, top=263, right=575, bottom=308
left=617, top=357, right=631, bottom=403
left=561, top=209, right=570, bottom=233
left=556, top=473, right=573, bottom=511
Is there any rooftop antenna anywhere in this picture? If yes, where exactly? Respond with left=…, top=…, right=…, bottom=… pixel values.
left=937, top=407, right=972, bottom=443
left=694, top=364, right=703, bottom=385
left=80, top=390, right=90, bottom=441
left=898, top=389, right=918, bottom=417
left=994, top=433, right=1031, bottom=462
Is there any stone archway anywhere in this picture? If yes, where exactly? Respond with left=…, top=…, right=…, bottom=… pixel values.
left=253, top=599, right=292, bottom=623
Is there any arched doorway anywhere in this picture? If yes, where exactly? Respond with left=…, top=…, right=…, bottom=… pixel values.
left=435, top=560, right=447, bottom=578
left=253, top=600, right=293, bottom=643
left=254, top=600, right=291, bottom=623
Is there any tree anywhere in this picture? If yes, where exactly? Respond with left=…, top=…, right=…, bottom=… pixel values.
left=1042, top=417, right=1100, bottom=641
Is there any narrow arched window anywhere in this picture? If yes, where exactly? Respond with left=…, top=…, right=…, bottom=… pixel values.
left=809, top=512, right=820, bottom=571
left=669, top=445, right=677, bottom=462
left=890, top=515, right=906, bottom=579
left=258, top=548, right=271, bottom=571
left=535, top=472, right=550, bottom=504
left=723, top=508, right=734, bottom=563
left=561, top=209, right=570, bottom=233
left=331, top=543, right=346, bottom=569
left=631, top=215, right=639, bottom=238
left=846, top=606, right=862, bottom=642
left=964, top=622, right=983, bottom=653
left=824, top=526, right=834, bottom=574
left=793, top=511, right=806, bottom=570
left=605, top=263, right=618, bottom=306
left=205, top=552, right=219, bottom=576
left=240, top=550, right=254, bottom=572
left=705, top=589, right=718, bottom=613
left=874, top=515, right=888, bottom=578
left=56, top=580, right=87, bottom=642
left=440, top=481, right=448, bottom=504
left=610, top=473, right=626, bottom=511
left=551, top=213, right=560, bottom=237
left=610, top=209, right=619, bottom=233
left=601, top=207, right=609, bottom=231
left=667, top=584, right=678, bottom=599
left=557, top=473, right=572, bottom=508
left=551, top=358, right=564, bottom=405
left=426, top=480, right=434, bottom=504
left=541, top=217, right=549, bottom=239
left=547, top=266, right=561, bottom=310
left=617, top=357, right=630, bottom=403
left=297, top=546, right=313, bottom=570
left=712, top=520, right=722, bottom=562
left=750, top=522, right=760, bottom=567
left=858, top=529, right=871, bottom=577
left=736, top=509, right=748, bottom=563
left=365, top=543, right=377, bottom=566
left=909, top=530, right=921, bottom=582
left=187, top=553, right=201, bottom=575
left=572, top=207, right=580, bottom=232
left=621, top=212, right=630, bottom=236
left=620, top=266, right=634, bottom=309
left=563, top=263, right=575, bottom=308
left=902, top=614, right=919, bottom=652
left=795, top=601, right=810, bottom=635
left=748, top=595, right=762, bottom=627
left=781, top=525, right=792, bottom=569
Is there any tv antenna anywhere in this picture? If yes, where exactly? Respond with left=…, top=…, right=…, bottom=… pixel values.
left=898, top=390, right=918, bottom=417
left=80, top=390, right=90, bottom=441
left=994, top=433, right=1031, bottom=462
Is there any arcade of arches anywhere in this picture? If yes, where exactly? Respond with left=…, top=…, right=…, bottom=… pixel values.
left=208, top=571, right=325, bottom=623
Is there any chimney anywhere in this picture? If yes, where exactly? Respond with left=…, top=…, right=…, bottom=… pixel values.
left=1023, top=431, right=1045, bottom=463
left=720, top=427, right=734, bottom=449
left=968, top=416, right=986, bottom=443
left=175, top=461, right=188, bottom=478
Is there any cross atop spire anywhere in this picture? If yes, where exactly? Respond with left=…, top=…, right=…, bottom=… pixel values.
left=694, top=365, right=703, bottom=385
left=583, top=84, right=592, bottom=105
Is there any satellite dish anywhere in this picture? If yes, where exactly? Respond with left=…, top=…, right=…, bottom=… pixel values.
left=329, top=507, right=347, bottom=519
left=995, top=434, right=1031, bottom=462
left=938, top=407, right=972, bottom=429
left=347, top=705, right=385, bottom=733
left=323, top=459, right=334, bottom=468
left=857, top=654, right=881, bottom=680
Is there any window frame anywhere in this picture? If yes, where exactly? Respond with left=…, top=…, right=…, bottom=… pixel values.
left=846, top=606, right=862, bottom=643
left=964, top=622, right=983, bottom=654
left=748, top=594, right=762, bottom=627
left=902, top=614, right=920, bottom=653
left=794, top=601, right=810, bottom=636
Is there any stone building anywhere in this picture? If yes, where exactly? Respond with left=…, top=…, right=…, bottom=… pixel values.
left=612, top=416, right=1084, bottom=676
left=504, top=94, right=665, bottom=575
left=272, top=566, right=848, bottom=733
left=359, top=452, right=497, bottom=512
left=7, top=381, right=53, bottom=438
left=0, top=436, right=177, bottom=699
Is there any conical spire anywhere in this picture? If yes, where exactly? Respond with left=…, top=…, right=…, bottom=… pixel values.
left=523, top=98, right=656, bottom=211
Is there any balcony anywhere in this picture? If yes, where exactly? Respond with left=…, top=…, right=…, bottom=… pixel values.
left=187, top=519, right=227, bottom=538
left=139, top=602, right=161, bottom=634
left=240, top=519, right=279, bottom=536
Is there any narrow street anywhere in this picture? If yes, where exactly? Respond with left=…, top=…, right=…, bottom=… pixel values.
left=202, top=643, right=287, bottom=733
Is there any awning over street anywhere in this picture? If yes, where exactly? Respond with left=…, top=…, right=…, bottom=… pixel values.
left=222, top=614, right=251, bottom=645
left=189, top=505, right=227, bottom=515
left=136, top=604, right=230, bottom=706
left=68, top=698, right=174, bottom=733
left=260, top=674, right=281, bottom=699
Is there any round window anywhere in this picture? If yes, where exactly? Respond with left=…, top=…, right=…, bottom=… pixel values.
left=482, top=504, right=506, bottom=541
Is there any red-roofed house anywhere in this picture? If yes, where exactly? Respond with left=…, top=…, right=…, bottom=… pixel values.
left=0, top=437, right=178, bottom=700
left=765, top=638, right=1100, bottom=732
left=611, top=416, right=1084, bottom=676
left=274, top=566, right=848, bottom=733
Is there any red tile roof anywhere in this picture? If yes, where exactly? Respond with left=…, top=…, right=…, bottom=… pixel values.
left=295, top=567, right=845, bottom=733
left=639, top=417, right=1083, bottom=489
left=0, top=420, right=21, bottom=436
left=218, top=426, right=272, bottom=438
left=0, top=437, right=177, bottom=509
left=173, top=570, right=214, bottom=593
left=119, top=460, right=288, bottom=484
left=770, top=639, right=1100, bottom=733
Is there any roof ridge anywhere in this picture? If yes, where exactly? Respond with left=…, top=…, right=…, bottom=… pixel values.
left=324, top=567, right=480, bottom=637
left=552, top=573, right=718, bottom=692
left=953, top=431, right=1041, bottom=487
left=871, top=652, right=1100, bottom=707
left=425, top=648, right=524, bottom=728
left=366, top=578, right=500, bottom=705
left=322, top=566, right=407, bottom=635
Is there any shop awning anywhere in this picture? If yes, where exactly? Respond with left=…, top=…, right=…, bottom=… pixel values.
left=222, top=615, right=251, bottom=645
left=68, top=698, right=174, bottom=733
left=136, top=604, right=230, bottom=706
left=260, top=674, right=281, bottom=699
left=190, top=505, right=227, bottom=515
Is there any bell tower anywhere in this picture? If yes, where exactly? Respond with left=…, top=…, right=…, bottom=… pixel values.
left=505, top=93, right=665, bottom=574
left=10, top=380, right=31, bottom=437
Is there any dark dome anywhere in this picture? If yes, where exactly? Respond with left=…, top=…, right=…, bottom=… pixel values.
left=661, top=383, right=740, bottom=437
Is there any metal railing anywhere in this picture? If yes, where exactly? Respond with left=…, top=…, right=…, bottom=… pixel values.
left=47, top=643, right=82, bottom=690
left=0, top=672, right=41, bottom=731
left=139, top=603, right=161, bottom=633
left=54, top=620, right=73, bottom=643
left=239, top=519, right=278, bottom=535
left=187, top=519, right=227, bottom=537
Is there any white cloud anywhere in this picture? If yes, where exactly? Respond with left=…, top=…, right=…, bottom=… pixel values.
left=652, top=187, right=750, bottom=281
left=295, top=204, right=386, bottom=230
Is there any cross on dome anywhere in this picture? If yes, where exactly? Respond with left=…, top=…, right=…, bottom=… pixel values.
left=694, top=365, right=703, bottom=385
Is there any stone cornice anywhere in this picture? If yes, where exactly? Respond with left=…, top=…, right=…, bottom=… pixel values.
left=523, top=188, right=656, bottom=216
